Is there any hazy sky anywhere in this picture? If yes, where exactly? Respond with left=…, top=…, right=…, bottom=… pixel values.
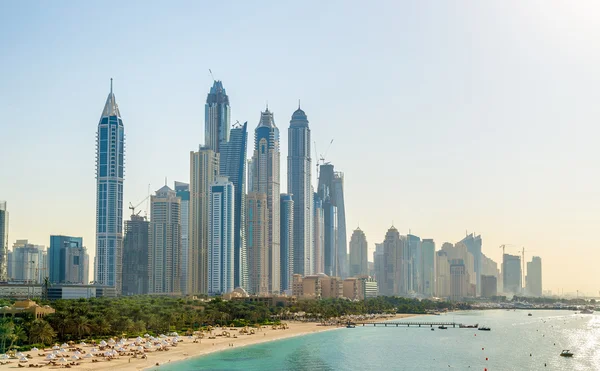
left=1, top=1, right=599, bottom=295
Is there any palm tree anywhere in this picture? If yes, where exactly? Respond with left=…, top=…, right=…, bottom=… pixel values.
left=9, top=324, right=27, bottom=350
left=0, top=320, right=14, bottom=353
left=28, top=320, right=55, bottom=345
left=72, top=316, right=91, bottom=340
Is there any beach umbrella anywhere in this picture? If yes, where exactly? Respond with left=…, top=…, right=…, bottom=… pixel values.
left=136, top=346, right=144, bottom=352
left=31, top=347, right=38, bottom=352
left=60, top=348, right=67, bottom=353
left=61, top=343, right=68, bottom=348
left=52, top=350, right=59, bottom=355
left=0, top=354, right=9, bottom=360
left=108, top=338, right=116, bottom=345
left=70, top=355, right=79, bottom=360
left=16, top=352, right=25, bottom=358
left=58, top=357, right=68, bottom=364
left=52, top=345, right=59, bottom=350
left=79, top=342, right=86, bottom=347
left=159, top=334, right=167, bottom=338
left=74, top=351, right=81, bottom=356
left=99, top=340, right=107, bottom=346
left=144, top=334, right=150, bottom=338
left=90, top=348, right=98, bottom=353
left=45, top=354, right=55, bottom=360
left=19, top=356, right=28, bottom=363
left=84, top=353, right=93, bottom=359
left=172, top=339, right=178, bottom=344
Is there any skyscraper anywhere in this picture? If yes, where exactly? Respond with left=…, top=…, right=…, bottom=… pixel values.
left=49, top=236, right=87, bottom=284
left=287, top=106, right=311, bottom=277
left=249, top=108, right=281, bottom=293
left=526, top=256, right=542, bottom=297
left=502, top=253, right=522, bottom=295
left=450, top=259, right=468, bottom=300
left=219, top=122, right=248, bottom=289
left=458, top=234, right=482, bottom=296
left=205, top=81, right=230, bottom=154
left=435, top=250, right=450, bottom=298
left=322, top=194, right=338, bottom=277
left=246, top=192, right=268, bottom=294
left=406, top=234, right=422, bottom=293
left=175, top=182, right=190, bottom=295
left=149, top=185, right=181, bottom=294
left=189, top=148, right=219, bottom=295
left=122, top=215, right=150, bottom=295
left=95, top=79, right=125, bottom=292
left=373, top=242, right=384, bottom=286
left=318, top=164, right=347, bottom=278
left=208, top=177, right=235, bottom=295
left=312, top=192, right=324, bottom=274
left=421, top=239, right=435, bottom=297
left=381, top=226, right=404, bottom=296
left=280, top=194, right=294, bottom=292
left=349, top=228, right=368, bottom=277
left=0, top=202, right=9, bottom=281
left=11, top=240, right=47, bottom=283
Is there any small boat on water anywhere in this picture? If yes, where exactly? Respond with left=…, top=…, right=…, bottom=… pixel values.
left=459, top=324, right=478, bottom=329
left=580, top=309, right=594, bottom=314
left=438, top=326, right=448, bottom=330
left=346, top=324, right=356, bottom=328
left=528, top=313, right=533, bottom=316
left=478, top=327, right=491, bottom=331
left=430, top=328, right=434, bottom=331
left=560, top=350, right=574, bottom=357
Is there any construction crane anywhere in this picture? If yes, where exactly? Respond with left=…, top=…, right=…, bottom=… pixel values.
left=499, top=244, right=515, bottom=256
left=129, top=185, right=151, bottom=218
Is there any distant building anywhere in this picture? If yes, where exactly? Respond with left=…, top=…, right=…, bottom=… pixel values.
left=435, top=250, right=450, bottom=298
left=373, top=243, right=384, bottom=286
left=205, top=80, right=230, bottom=154
left=318, top=164, right=347, bottom=278
left=441, top=242, right=475, bottom=296
left=189, top=147, right=219, bottom=295
left=421, top=239, right=435, bottom=297
left=292, top=273, right=343, bottom=300
left=481, top=275, right=497, bottom=297
left=246, top=192, right=268, bottom=295
left=502, top=253, right=522, bottom=295
left=249, top=108, right=281, bottom=294
left=526, top=256, right=542, bottom=297
left=0, top=300, right=55, bottom=319
left=287, top=107, right=312, bottom=277
left=381, top=226, right=404, bottom=296
left=0, top=283, right=116, bottom=300
left=322, top=192, right=338, bottom=277
left=349, top=228, right=368, bottom=277
left=458, top=234, right=482, bottom=296
left=121, top=215, right=149, bottom=295
left=279, top=194, right=294, bottom=292
left=95, top=80, right=125, bottom=293
left=450, top=259, right=468, bottom=300
left=219, top=122, right=248, bottom=289
left=208, top=177, right=235, bottom=295
left=49, top=236, right=88, bottom=284
left=149, top=185, right=181, bottom=294
left=312, top=192, right=324, bottom=274
left=0, top=201, right=9, bottom=280
left=10, top=240, right=47, bottom=283
left=175, top=182, right=190, bottom=295
left=342, top=277, right=362, bottom=300
left=406, top=234, right=422, bottom=294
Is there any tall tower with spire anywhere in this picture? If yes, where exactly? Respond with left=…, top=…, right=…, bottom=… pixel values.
left=287, top=104, right=311, bottom=276
left=249, top=108, right=281, bottom=294
left=95, top=79, right=125, bottom=292
left=205, top=81, right=230, bottom=154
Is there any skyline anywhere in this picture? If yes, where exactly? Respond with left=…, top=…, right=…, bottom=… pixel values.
left=1, top=2, right=599, bottom=294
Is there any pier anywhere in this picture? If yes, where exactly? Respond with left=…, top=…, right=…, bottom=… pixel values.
left=355, top=321, right=461, bottom=328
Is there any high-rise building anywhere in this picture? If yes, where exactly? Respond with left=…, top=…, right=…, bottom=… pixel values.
left=421, top=239, right=435, bottom=297
left=458, top=234, right=482, bottom=296
left=219, top=122, right=248, bottom=289
left=280, top=194, right=294, bottom=292
left=249, top=108, right=281, bottom=293
left=246, top=192, right=268, bottom=294
left=122, top=215, right=150, bottom=295
left=406, top=234, right=422, bottom=294
left=205, top=80, right=230, bottom=154
left=175, top=182, right=190, bottom=295
left=502, top=253, right=522, bottom=295
left=0, top=202, right=8, bottom=280
left=312, top=192, right=324, bottom=274
left=373, top=243, right=384, bottom=287
left=450, top=259, right=468, bottom=300
left=208, top=177, right=235, bottom=295
left=442, top=242, right=476, bottom=296
left=435, top=250, right=450, bottom=298
left=189, top=147, right=219, bottom=295
left=49, top=236, right=87, bottom=284
left=11, top=240, right=47, bottom=283
left=318, top=164, right=348, bottom=278
left=149, top=185, right=181, bottom=294
left=95, top=79, right=125, bottom=293
left=349, top=228, right=368, bottom=277
left=322, top=195, right=338, bottom=277
left=481, top=275, right=497, bottom=297
left=526, top=256, right=542, bottom=297
left=287, top=106, right=312, bottom=277
left=380, top=226, right=404, bottom=296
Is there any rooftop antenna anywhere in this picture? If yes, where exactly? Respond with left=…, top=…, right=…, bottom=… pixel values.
left=110, top=78, right=113, bottom=94
left=165, top=177, right=167, bottom=186
left=209, top=69, right=215, bottom=81
left=266, top=101, right=269, bottom=111
left=298, top=99, right=301, bottom=109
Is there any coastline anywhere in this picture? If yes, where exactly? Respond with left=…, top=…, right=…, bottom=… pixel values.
left=4, top=313, right=418, bottom=371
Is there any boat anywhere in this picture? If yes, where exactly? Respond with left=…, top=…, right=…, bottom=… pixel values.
left=430, top=328, right=435, bottom=331
left=346, top=323, right=355, bottom=328
left=528, top=313, right=533, bottom=316
left=478, top=326, right=491, bottom=331
left=580, top=309, right=594, bottom=314
left=459, top=324, right=478, bottom=329
left=560, top=350, right=574, bottom=357
left=438, top=326, right=448, bottom=330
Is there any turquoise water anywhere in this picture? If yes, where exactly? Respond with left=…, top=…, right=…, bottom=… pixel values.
left=156, top=310, right=600, bottom=370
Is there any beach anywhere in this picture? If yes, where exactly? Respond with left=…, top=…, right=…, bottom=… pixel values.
left=0, top=314, right=417, bottom=371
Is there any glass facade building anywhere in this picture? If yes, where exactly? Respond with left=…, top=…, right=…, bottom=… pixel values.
left=49, top=235, right=85, bottom=284
left=205, top=81, right=230, bottom=154
left=95, top=80, right=125, bottom=292
left=279, top=194, right=294, bottom=292
left=0, top=202, right=7, bottom=280
left=208, top=177, right=235, bottom=295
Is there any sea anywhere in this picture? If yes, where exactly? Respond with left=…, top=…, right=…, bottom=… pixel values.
left=156, top=310, right=600, bottom=371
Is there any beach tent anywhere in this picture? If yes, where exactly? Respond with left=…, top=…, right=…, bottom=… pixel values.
left=19, top=356, right=28, bottom=363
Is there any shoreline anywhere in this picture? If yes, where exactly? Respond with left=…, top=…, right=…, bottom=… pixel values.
left=2, top=313, right=418, bottom=371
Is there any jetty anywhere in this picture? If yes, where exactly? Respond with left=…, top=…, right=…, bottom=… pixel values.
left=355, top=321, right=461, bottom=328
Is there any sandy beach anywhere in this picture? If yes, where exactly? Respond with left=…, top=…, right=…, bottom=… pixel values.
left=0, top=314, right=418, bottom=371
